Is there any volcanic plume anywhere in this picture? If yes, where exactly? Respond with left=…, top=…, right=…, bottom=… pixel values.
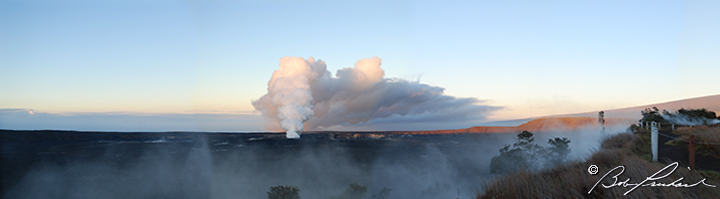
left=252, top=56, right=500, bottom=138
left=252, top=57, right=323, bottom=138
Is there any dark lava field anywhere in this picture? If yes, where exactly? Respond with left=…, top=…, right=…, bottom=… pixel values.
left=0, top=129, right=604, bottom=199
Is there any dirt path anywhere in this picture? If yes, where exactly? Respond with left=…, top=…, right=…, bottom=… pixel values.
left=657, top=129, right=720, bottom=172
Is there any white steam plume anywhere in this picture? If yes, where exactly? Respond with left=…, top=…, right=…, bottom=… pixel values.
left=253, top=56, right=500, bottom=137
left=252, top=57, right=325, bottom=138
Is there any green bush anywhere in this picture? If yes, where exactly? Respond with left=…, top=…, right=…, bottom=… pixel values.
left=327, top=183, right=367, bottom=199
left=664, top=108, right=719, bottom=125
left=640, top=106, right=667, bottom=123
left=268, top=185, right=300, bottom=199
left=490, top=131, right=571, bottom=174
left=372, top=187, right=391, bottom=199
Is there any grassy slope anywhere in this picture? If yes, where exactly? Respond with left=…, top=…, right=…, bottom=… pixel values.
left=669, top=125, right=720, bottom=158
left=478, top=126, right=720, bottom=199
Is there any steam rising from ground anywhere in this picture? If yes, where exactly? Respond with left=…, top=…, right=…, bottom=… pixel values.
left=4, top=123, right=629, bottom=199
left=253, top=57, right=500, bottom=138
left=253, top=57, right=321, bottom=138
left=661, top=114, right=720, bottom=126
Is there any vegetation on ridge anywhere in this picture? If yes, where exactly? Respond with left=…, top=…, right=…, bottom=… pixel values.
left=478, top=126, right=720, bottom=199
left=489, top=130, right=571, bottom=174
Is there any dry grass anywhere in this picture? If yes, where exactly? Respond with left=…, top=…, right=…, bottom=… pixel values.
left=674, top=125, right=720, bottom=144
left=478, top=132, right=720, bottom=199
left=671, top=125, right=720, bottom=158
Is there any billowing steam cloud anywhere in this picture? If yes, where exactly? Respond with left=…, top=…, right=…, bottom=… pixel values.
left=253, top=56, right=500, bottom=138
left=252, top=57, right=323, bottom=138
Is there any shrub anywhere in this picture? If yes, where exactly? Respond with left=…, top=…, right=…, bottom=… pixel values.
left=327, top=183, right=367, bottom=199
left=640, top=107, right=667, bottom=123
left=372, top=187, right=391, bottom=199
left=490, top=131, right=571, bottom=174
left=268, top=185, right=300, bottom=199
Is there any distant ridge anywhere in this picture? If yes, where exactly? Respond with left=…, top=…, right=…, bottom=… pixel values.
left=558, top=94, right=720, bottom=119
left=375, top=94, right=720, bottom=135
left=363, top=117, right=633, bottom=135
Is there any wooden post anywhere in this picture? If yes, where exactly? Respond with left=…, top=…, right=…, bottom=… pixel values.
left=689, top=135, right=695, bottom=170
left=651, top=121, right=658, bottom=162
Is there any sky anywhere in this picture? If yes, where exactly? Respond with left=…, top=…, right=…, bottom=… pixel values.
left=1, top=0, right=719, bottom=131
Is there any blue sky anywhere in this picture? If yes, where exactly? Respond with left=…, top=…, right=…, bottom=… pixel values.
left=1, top=0, right=719, bottom=131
